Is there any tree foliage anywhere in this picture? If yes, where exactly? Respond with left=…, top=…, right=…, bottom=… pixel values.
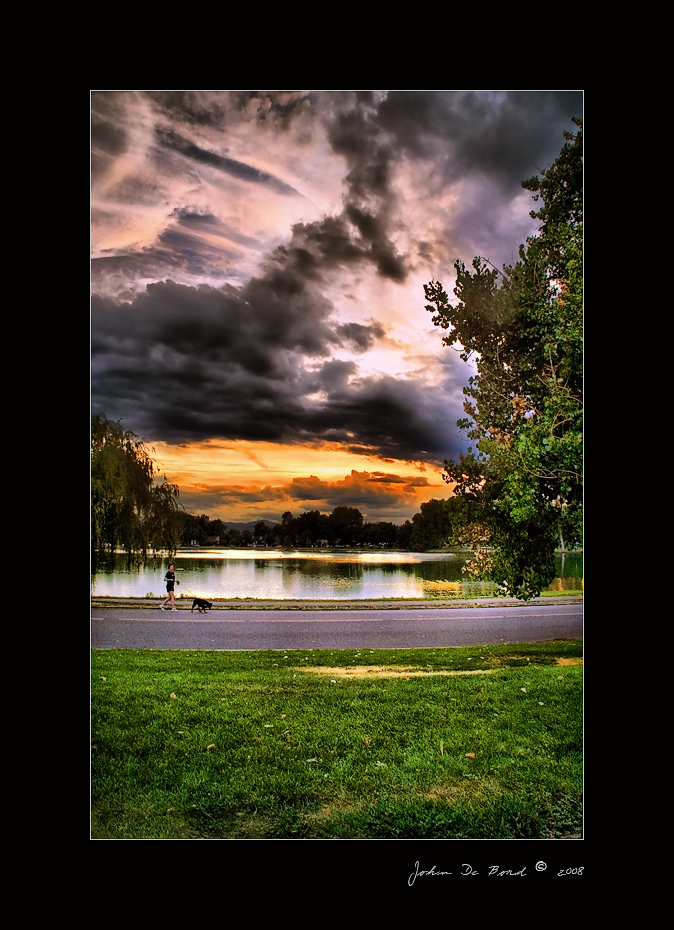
left=91, top=414, right=181, bottom=568
left=406, top=498, right=453, bottom=551
left=424, top=119, right=582, bottom=599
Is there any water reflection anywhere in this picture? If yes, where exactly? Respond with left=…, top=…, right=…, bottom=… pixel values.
left=91, top=548, right=582, bottom=600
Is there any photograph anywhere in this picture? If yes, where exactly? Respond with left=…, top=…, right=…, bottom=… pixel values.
left=91, top=91, right=583, bottom=857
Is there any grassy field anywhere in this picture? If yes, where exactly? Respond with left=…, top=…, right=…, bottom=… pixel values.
left=91, top=641, right=582, bottom=839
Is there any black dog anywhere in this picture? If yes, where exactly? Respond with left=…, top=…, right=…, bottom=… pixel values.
left=191, top=597, right=213, bottom=613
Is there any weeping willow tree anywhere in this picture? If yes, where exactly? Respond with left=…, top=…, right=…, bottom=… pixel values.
left=91, top=414, right=181, bottom=570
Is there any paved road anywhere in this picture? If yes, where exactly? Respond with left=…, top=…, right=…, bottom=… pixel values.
left=91, top=603, right=582, bottom=650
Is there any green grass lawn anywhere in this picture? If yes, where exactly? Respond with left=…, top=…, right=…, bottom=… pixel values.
left=91, top=641, right=582, bottom=839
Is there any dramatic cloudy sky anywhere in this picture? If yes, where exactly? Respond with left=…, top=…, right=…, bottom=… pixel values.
left=91, top=90, right=583, bottom=525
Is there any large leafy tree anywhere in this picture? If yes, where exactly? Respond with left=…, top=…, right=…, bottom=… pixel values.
left=91, top=414, right=181, bottom=569
left=328, top=506, right=364, bottom=546
left=407, top=499, right=454, bottom=551
left=424, top=119, right=582, bottom=599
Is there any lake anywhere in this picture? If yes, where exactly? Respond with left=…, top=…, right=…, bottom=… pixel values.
left=90, top=548, right=582, bottom=600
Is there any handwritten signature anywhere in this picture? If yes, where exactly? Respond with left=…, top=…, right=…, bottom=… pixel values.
left=408, top=862, right=452, bottom=886
left=409, top=862, right=531, bottom=885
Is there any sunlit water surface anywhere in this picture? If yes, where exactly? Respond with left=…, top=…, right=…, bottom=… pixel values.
left=91, top=549, right=582, bottom=600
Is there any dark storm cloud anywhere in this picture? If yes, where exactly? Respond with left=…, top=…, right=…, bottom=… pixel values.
left=334, top=321, right=386, bottom=353
left=91, top=278, right=462, bottom=464
left=161, top=91, right=413, bottom=291
left=299, top=369, right=461, bottom=460
left=233, top=91, right=584, bottom=289
left=368, top=90, right=583, bottom=270
left=92, top=91, right=582, bottom=468
left=260, top=214, right=362, bottom=283
left=258, top=201, right=407, bottom=287
left=320, top=95, right=409, bottom=282
left=376, top=90, right=582, bottom=190
left=154, top=127, right=301, bottom=196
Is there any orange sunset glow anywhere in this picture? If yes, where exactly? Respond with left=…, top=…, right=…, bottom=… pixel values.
left=150, top=439, right=451, bottom=523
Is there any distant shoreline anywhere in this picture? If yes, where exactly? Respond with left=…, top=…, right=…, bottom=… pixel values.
left=171, top=546, right=583, bottom=552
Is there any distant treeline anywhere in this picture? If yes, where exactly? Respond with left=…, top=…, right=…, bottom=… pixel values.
left=178, top=499, right=468, bottom=551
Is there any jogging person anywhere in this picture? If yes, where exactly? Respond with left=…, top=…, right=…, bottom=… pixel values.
left=161, top=564, right=179, bottom=610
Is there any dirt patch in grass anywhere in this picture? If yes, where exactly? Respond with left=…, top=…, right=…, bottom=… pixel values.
left=426, top=774, right=500, bottom=803
left=231, top=813, right=275, bottom=838
left=302, top=798, right=363, bottom=824
left=297, top=655, right=582, bottom=678
left=297, top=665, right=496, bottom=679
